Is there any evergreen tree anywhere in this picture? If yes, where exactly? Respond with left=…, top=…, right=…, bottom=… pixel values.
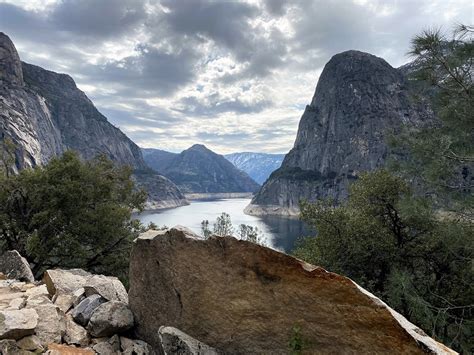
left=0, top=151, right=146, bottom=282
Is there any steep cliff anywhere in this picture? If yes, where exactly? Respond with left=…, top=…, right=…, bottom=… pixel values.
left=225, top=152, right=284, bottom=184
left=246, top=50, right=433, bottom=216
left=0, top=32, right=187, bottom=209
left=143, top=144, right=260, bottom=194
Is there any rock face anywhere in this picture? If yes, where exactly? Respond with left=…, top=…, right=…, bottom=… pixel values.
left=225, top=152, right=285, bottom=185
left=129, top=227, right=455, bottom=354
left=0, top=32, right=187, bottom=209
left=142, top=145, right=260, bottom=194
left=246, top=50, right=433, bottom=216
left=0, top=250, right=35, bottom=283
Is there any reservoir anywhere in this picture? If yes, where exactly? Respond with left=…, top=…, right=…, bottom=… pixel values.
left=136, top=198, right=311, bottom=253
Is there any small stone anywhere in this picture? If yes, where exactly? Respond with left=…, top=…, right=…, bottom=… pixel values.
left=121, top=336, right=154, bottom=355
left=25, top=284, right=49, bottom=299
left=92, top=341, right=118, bottom=355
left=8, top=297, right=26, bottom=310
left=0, top=250, right=34, bottom=283
left=17, top=335, right=44, bottom=352
left=87, top=301, right=134, bottom=337
left=71, top=294, right=106, bottom=326
left=0, top=339, right=32, bottom=354
left=64, top=314, right=89, bottom=347
left=54, top=287, right=85, bottom=313
left=92, top=334, right=122, bottom=354
left=158, top=326, right=220, bottom=355
left=45, top=343, right=94, bottom=354
left=0, top=308, right=38, bottom=340
left=0, top=273, right=6, bottom=280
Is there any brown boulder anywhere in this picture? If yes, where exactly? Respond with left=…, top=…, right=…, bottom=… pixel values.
left=129, top=227, right=455, bottom=354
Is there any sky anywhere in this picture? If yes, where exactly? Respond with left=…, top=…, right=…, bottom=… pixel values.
left=1, top=0, right=472, bottom=154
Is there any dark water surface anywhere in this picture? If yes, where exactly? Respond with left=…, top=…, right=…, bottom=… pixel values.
left=136, top=198, right=311, bottom=252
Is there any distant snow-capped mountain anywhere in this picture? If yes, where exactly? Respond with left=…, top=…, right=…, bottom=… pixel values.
left=225, top=152, right=285, bottom=185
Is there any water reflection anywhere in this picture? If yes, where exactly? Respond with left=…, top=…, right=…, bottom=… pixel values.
left=135, top=198, right=312, bottom=253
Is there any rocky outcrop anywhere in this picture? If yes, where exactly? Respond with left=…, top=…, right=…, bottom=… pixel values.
left=0, top=31, right=23, bottom=86
left=129, top=227, right=455, bottom=354
left=0, top=32, right=187, bottom=209
left=0, top=250, right=35, bottom=283
left=225, top=152, right=285, bottom=185
left=247, top=50, right=433, bottom=216
left=142, top=145, right=260, bottom=194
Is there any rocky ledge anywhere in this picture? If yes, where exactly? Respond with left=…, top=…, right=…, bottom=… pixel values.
left=130, top=227, right=455, bottom=354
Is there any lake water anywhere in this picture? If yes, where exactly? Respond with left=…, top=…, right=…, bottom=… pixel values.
left=136, top=198, right=311, bottom=253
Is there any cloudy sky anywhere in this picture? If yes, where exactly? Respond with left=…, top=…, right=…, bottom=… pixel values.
left=1, top=0, right=472, bottom=153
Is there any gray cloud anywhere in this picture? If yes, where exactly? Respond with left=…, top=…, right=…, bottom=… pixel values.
left=0, top=0, right=471, bottom=154
left=174, top=94, right=271, bottom=117
left=84, top=44, right=199, bottom=97
left=50, top=0, right=147, bottom=38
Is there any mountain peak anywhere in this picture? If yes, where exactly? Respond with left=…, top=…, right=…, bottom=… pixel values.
left=187, top=144, right=211, bottom=153
left=0, top=32, right=24, bottom=86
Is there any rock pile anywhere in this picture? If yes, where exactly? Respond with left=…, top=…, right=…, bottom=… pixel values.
left=0, top=263, right=151, bottom=354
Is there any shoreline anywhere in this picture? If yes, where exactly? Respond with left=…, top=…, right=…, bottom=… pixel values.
left=244, top=203, right=300, bottom=218
left=184, top=192, right=254, bottom=200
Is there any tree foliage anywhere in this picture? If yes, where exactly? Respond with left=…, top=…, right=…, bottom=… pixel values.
left=0, top=151, right=146, bottom=282
left=393, top=24, right=473, bottom=216
left=201, top=212, right=266, bottom=246
left=294, top=170, right=473, bottom=352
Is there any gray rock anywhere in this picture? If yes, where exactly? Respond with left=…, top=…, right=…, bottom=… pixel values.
left=43, top=269, right=92, bottom=298
left=0, top=339, right=35, bottom=355
left=64, top=314, right=89, bottom=347
left=16, top=335, right=44, bottom=352
left=72, top=294, right=106, bottom=326
left=120, top=336, right=154, bottom=355
left=87, top=301, right=133, bottom=337
left=83, top=275, right=128, bottom=303
left=159, top=326, right=220, bottom=355
left=53, top=287, right=85, bottom=313
left=27, top=303, right=65, bottom=346
left=0, top=250, right=34, bottom=283
left=0, top=308, right=38, bottom=340
left=247, top=50, right=434, bottom=216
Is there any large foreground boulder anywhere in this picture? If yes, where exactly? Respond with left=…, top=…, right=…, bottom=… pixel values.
left=129, top=227, right=455, bottom=354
